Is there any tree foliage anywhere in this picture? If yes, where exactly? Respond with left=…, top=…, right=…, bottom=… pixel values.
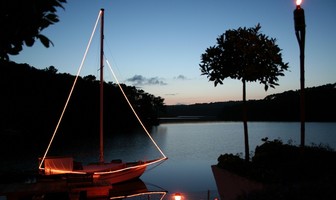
left=0, top=61, right=165, bottom=146
left=200, top=24, right=288, bottom=91
left=0, top=0, right=66, bottom=61
left=200, top=24, right=289, bottom=161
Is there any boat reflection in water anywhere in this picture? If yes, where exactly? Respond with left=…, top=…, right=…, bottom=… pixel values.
left=109, top=179, right=167, bottom=200
left=0, top=178, right=167, bottom=200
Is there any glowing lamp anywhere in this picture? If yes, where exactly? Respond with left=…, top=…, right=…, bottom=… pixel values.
left=294, top=0, right=305, bottom=32
left=173, top=193, right=182, bottom=200
left=293, top=0, right=306, bottom=147
left=296, top=0, right=302, bottom=6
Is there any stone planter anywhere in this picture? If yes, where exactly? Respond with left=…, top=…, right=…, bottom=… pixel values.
left=211, top=165, right=264, bottom=200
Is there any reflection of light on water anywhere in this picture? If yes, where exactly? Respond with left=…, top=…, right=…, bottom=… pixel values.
left=110, top=191, right=167, bottom=200
left=169, top=191, right=219, bottom=200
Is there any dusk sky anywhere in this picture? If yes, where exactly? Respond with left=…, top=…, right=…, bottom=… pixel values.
left=11, top=0, right=336, bottom=105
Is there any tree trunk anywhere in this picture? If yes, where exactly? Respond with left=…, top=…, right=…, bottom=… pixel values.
left=242, top=79, right=250, bottom=161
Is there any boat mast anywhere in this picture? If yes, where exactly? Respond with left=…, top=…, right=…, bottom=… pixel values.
left=99, top=8, right=104, bottom=163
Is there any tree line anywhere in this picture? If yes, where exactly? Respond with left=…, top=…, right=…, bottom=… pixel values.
left=0, top=61, right=165, bottom=151
left=162, top=83, right=336, bottom=122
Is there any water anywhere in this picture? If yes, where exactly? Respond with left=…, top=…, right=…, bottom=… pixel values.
left=105, top=122, right=336, bottom=199
left=2, top=122, right=336, bottom=199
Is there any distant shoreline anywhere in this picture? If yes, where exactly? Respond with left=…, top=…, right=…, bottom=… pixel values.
left=158, top=116, right=336, bottom=123
left=158, top=116, right=217, bottom=123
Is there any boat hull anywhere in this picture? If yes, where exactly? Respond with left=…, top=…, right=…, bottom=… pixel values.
left=93, top=164, right=147, bottom=184
left=39, top=157, right=148, bottom=185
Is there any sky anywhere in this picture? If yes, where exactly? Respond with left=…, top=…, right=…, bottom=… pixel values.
left=11, top=0, right=336, bottom=105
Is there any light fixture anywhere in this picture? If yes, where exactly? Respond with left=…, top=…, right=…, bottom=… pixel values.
left=173, top=192, right=182, bottom=200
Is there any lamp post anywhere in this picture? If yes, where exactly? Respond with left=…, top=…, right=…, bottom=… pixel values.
left=294, top=0, right=306, bottom=147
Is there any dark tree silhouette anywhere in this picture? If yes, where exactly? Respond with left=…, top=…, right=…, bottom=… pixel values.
left=44, top=66, right=58, bottom=74
left=83, top=75, right=97, bottom=82
left=0, top=61, right=166, bottom=139
left=0, top=0, right=66, bottom=61
left=200, top=24, right=288, bottom=161
left=121, top=86, right=165, bottom=125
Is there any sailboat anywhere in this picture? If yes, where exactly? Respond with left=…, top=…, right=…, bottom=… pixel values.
left=38, top=9, right=167, bottom=184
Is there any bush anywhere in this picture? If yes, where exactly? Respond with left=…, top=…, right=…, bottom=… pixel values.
left=217, top=138, right=336, bottom=199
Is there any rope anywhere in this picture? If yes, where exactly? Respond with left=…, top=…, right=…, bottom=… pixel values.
left=39, top=10, right=103, bottom=169
left=145, top=156, right=167, bottom=172
left=106, top=59, right=167, bottom=159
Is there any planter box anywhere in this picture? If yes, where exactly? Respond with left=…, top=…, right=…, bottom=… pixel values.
left=212, top=165, right=263, bottom=200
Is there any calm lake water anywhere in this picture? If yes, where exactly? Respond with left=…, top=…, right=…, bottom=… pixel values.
left=106, top=122, right=336, bottom=199
left=2, top=122, right=336, bottom=199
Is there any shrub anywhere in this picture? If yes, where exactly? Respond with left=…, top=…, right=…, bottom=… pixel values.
left=217, top=138, right=336, bottom=183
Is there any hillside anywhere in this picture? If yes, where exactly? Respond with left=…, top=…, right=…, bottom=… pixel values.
left=0, top=61, right=164, bottom=156
left=161, top=83, right=336, bottom=122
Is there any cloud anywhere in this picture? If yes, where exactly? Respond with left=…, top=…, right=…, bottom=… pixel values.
left=175, top=74, right=187, bottom=80
left=165, top=93, right=178, bottom=96
left=126, top=75, right=167, bottom=86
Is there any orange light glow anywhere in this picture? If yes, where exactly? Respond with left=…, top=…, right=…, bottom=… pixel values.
left=173, top=193, right=182, bottom=200
left=296, top=0, right=302, bottom=6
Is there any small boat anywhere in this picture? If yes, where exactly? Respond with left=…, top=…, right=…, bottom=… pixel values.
left=38, top=8, right=167, bottom=184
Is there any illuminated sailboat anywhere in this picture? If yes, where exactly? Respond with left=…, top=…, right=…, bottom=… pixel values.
left=38, top=9, right=167, bottom=184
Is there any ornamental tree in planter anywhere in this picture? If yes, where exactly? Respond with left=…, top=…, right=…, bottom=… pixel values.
left=200, top=24, right=289, bottom=161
